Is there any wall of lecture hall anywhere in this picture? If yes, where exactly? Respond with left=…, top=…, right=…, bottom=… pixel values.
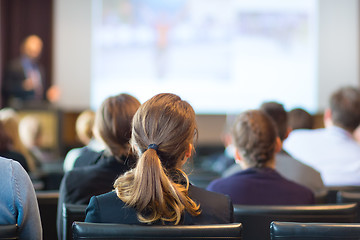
left=53, top=0, right=359, bottom=145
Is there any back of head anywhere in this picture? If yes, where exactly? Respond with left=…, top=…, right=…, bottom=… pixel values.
left=0, top=108, right=36, bottom=171
left=94, top=93, right=140, bottom=158
left=330, top=86, right=360, bottom=132
left=19, top=116, right=42, bottom=148
left=114, top=93, right=200, bottom=225
left=0, top=108, right=20, bottom=145
left=288, top=108, right=313, bottom=130
left=232, top=110, right=277, bottom=168
left=76, top=110, right=95, bottom=145
left=260, top=101, right=287, bottom=141
left=131, top=93, right=197, bottom=169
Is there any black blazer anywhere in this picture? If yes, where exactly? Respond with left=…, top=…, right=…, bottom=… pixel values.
left=85, top=185, right=234, bottom=225
left=57, top=152, right=135, bottom=240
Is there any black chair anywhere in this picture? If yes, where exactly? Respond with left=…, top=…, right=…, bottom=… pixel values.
left=36, top=191, right=59, bottom=240
left=325, top=186, right=360, bottom=203
left=270, top=221, right=360, bottom=240
left=0, top=225, right=17, bottom=240
left=62, top=204, right=87, bottom=240
left=72, top=222, right=242, bottom=240
left=234, top=203, right=357, bottom=240
left=337, top=191, right=360, bottom=222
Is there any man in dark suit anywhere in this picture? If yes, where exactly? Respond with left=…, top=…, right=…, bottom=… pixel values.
left=3, top=35, right=45, bottom=106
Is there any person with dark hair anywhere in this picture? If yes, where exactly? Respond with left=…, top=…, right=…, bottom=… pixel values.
left=260, top=102, right=326, bottom=196
left=0, top=121, right=29, bottom=172
left=284, top=86, right=360, bottom=186
left=57, top=93, right=141, bottom=239
left=207, top=110, right=314, bottom=205
left=85, top=93, right=233, bottom=225
left=288, top=108, right=313, bottom=130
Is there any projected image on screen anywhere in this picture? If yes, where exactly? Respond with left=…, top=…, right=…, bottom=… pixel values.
left=91, top=0, right=317, bottom=114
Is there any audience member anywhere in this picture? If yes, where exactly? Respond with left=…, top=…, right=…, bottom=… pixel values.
left=0, top=108, right=37, bottom=172
left=0, top=157, right=42, bottom=239
left=284, top=86, right=360, bottom=186
left=207, top=110, right=314, bottom=205
left=222, top=102, right=326, bottom=197
left=288, top=108, right=313, bottom=130
left=85, top=93, right=233, bottom=225
left=63, top=110, right=104, bottom=172
left=57, top=93, right=141, bottom=239
left=19, top=115, right=50, bottom=166
left=0, top=121, right=29, bottom=171
left=201, top=114, right=236, bottom=174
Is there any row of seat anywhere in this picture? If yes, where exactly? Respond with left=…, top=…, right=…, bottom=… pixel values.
left=62, top=202, right=358, bottom=240
left=3, top=221, right=360, bottom=240
left=72, top=221, right=360, bottom=240
left=35, top=187, right=360, bottom=240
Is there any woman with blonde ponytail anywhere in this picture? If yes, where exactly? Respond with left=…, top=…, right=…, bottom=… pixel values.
left=85, top=93, right=233, bottom=225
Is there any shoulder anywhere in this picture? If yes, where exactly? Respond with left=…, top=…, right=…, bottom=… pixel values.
left=207, top=172, right=244, bottom=191
left=190, top=185, right=231, bottom=205
left=187, top=185, right=233, bottom=224
left=277, top=152, right=320, bottom=174
left=280, top=174, right=314, bottom=200
left=0, top=157, right=28, bottom=180
left=85, top=191, right=138, bottom=224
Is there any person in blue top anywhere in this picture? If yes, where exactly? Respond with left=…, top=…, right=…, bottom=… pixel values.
left=207, top=110, right=314, bottom=205
left=0, top=157, right=42, bottom=239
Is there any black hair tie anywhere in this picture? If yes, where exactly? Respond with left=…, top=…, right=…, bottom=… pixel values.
left=148, top=144, right=159, bottom=152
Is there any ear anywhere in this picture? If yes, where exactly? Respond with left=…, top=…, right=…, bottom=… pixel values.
left=275, top=137, right=282, bottom=153
left=324, top=108, right=333, bottom=127
left=185, top=144, right=192, bottom=158
left=235, top=148, right=242, bottom=161
left=284, top=127, right=292, bottom=140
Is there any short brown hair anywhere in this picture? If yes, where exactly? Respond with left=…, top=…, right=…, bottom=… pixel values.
left=94, top=93, right=140, bottom=157
left=232, top=110, right=277, bottom=168
left=260, top=102, right=287, bottom=141
left=330, top=86, right=360, bottom=132
left=288, top=108, right=313, bottom=130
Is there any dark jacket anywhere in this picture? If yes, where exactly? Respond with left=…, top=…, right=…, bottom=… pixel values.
left=207, top=167, right=315, bottom=205
left=85, top=180, right=234, bottom=225
left=57, top=152, right=135, bottom=240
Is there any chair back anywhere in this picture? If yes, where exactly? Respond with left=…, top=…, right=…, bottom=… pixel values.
left=72, top=222, right=242, bottom=240
left=234, top=203, right=357, bottom=240
left=337, top=191, right=360, bottom=222
left=0, top=225, right=17, bottom=240
left=325, top=186, right=360, bottom=203
left=271, top=221, right=360, bottom=240
left=36, top=191, right=59, bottom=240
left=63, top=204, right=87, bottom=240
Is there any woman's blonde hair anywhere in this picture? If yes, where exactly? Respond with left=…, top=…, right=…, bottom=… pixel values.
left=76, top=110, right=95, bottom=145
left=114, top=93, right=200, bottom=225
left=232, top=110, right=277, bottom=168
left=94, top=93, right=140, bottom=159
left=0, top=108, right=36, bottom=171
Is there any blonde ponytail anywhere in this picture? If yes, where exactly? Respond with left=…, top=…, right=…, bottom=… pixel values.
left=114, top=147, right=200, bottom=225
left=114, top=93, right=201, bottom=224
